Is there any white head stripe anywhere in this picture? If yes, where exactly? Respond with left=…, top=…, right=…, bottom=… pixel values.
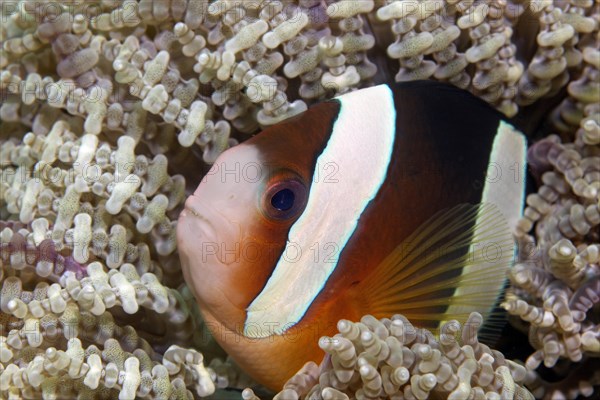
left=244, top=85, right=396, bottom=338
left=445, top=120, right=527, bottom=318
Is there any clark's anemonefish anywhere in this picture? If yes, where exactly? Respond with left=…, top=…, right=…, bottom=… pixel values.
left=177, top=81, right=527, bottom=390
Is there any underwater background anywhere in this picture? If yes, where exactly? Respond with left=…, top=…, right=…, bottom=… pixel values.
left=0, top=0, right=598, bottom=398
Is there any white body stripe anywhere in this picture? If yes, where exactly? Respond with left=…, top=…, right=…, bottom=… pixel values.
left=446, top=120, right=527, bottom=318
left=244, top=85, right=396, bottom=338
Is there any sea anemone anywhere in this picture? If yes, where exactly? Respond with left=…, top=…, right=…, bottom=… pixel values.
left=0, top=0, right=598, bottom=398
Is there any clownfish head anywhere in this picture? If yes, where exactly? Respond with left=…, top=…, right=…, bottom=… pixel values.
left=177, top=100, right=341, bottom=337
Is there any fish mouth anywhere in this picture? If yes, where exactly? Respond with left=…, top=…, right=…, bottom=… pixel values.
left=183, top=205, right=208, bottom=221
left=180, top=196, right=219, bottom=241
left=178, top=194, right=242, bottom=265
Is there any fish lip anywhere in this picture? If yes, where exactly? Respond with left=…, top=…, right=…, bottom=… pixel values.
left=181, top=195, right=219, bottom=241
left=180, top=194, right=245, bottom=267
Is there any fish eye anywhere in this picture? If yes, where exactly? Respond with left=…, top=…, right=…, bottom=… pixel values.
left=262, top=178, right=307, bottom=220
left=271, top=188, right=295, bottom=211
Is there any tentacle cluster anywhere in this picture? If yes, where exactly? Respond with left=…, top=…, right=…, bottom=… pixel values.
left=245, top=313, right=534, bottom=400
left=1, top=0, right=599, bottom=398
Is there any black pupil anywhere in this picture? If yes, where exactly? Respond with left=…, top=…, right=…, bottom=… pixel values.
left=271, top=188, right=295, bottom=211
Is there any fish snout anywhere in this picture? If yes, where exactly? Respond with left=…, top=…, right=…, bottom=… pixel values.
left=178, top=194, right=242, bottom=267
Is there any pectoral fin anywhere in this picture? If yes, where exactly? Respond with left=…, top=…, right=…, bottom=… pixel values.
left=356, top=203, right=514, bottom=331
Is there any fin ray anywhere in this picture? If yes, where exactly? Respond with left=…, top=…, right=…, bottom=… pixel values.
left=355, top=203, right=514, bottom=328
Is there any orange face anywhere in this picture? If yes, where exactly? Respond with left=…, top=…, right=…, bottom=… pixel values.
left=178, top=143, right=312, bottom=333
left=177, top=102, right=342, bottom=388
